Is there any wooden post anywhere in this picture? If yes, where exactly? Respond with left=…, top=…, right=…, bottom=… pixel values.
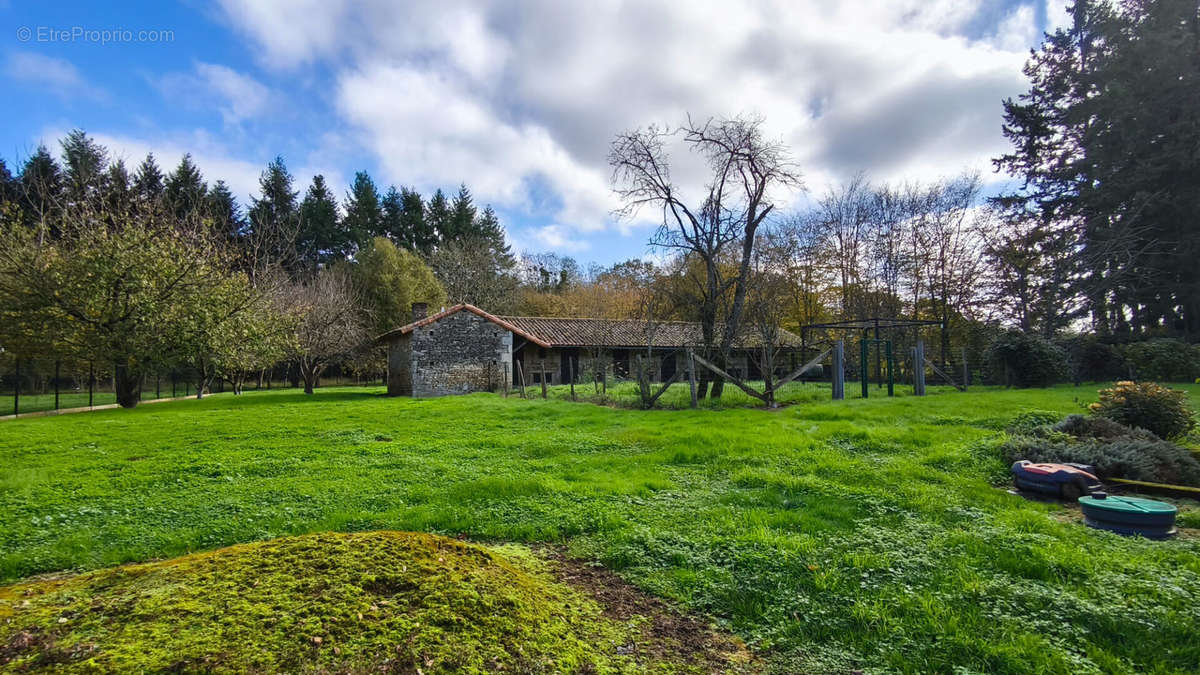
left=687, top=350, right=698, bottom=409
left=13, top=358, right=19, bottom=417
left=54, top=360, right=60, bottom=410
left=914, top=340, right=926, bottom=396
left=885, top=341, right=894, bottom=397
left=569, top=356, right=576, bottom=401
left=540, top=360, right=548, bottom=399
left=962, top=347, right=969, bottom=391
left=832, top=340, right=844, bottom=400
left=89, top=363, right=95, bottom=407
left=516, top=360, right=527, bottom=398
left=860, top=337, right=869, bottom=399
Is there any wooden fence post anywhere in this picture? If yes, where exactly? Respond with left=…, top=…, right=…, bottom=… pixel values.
left=914, top=340, right=926, bottom=396
left=832, top=340, right=844, bottom=400
left=540, top=360, right=548, bottom=399
left=962, top=347, right=969, bottom=391
left=688, top=350, right=698, bottom=409
left=569, top=357, right=576, bottom=401
left=516, top=360, right=527, bottom=398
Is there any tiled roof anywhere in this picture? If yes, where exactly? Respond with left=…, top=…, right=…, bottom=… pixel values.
left=378, top=304, right=802, bottom=349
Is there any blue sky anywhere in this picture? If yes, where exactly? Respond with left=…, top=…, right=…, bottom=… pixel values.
left=1, top=1, right=1070, bottom=267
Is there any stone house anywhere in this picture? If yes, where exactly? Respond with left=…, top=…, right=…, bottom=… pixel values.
left=377, top=303, right=804, bottom=397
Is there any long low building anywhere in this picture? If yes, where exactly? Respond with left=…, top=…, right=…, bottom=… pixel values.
left=377, top=303, right=805, bottom=397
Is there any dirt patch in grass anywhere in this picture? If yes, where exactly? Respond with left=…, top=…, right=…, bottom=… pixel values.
left=539, top=546, right=759, bottom=673
left=0, top=531, right=759, bottom=674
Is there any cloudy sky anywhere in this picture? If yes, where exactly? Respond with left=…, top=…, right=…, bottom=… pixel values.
left=2, top=0, right=1071, bottom=264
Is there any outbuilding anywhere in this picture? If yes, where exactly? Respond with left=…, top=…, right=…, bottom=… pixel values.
left=377, top=303, right=804, bottom=397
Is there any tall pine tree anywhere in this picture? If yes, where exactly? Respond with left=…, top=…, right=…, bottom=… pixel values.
left=342, top=170, right=382, bottom=253
left=60, top=130, right=108, bottom=216
left=248, top=156, right=300, bottom=271
left=425, top=188, right=451, bottom=248
left=19, top=145, right=62, bottom=232
left=297, top=174, right=342, bottom=271
left=164, top=154, right=207, bottom=221
left=133, top=153, right=165, bottom=207
left=401, top=187, right=433, bottom=254
left=447, top=183, right=477, bottom=240
left=206, top=180, right=244, bottom=241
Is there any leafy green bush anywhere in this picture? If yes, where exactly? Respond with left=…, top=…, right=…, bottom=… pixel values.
left=1120, top=339, right=1200, bottom=382
left=999, top=434, right=1200, bottom=486
left=1057, top=334, right=1125, bottom=383
left=983, top=330, right=1069, bottom=388
left=1089, top=381, right=1196, bottom=440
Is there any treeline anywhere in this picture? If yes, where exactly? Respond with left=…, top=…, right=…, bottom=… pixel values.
left=0, top=131, right=525, bottom=406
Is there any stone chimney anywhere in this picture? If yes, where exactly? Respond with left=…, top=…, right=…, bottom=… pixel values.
left=411, top=302, right=428, bottom=323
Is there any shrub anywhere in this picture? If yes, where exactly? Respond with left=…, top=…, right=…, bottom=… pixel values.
left=1056, top=334, right=1125, bottom=383
left=999, top=435, right=1200, bottom=486
left=1120, top=339, right=1200, bottom=382
left=1053, top=414, right=1156, bottom=442
left=983, top=330, right=1069, bottom=388
left=1089, top=381, right=1196, bottom=440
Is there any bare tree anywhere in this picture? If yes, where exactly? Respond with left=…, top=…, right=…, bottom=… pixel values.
left=609, top=114, right=802, bottom=398
left=283, top=268, right=368, bottom=394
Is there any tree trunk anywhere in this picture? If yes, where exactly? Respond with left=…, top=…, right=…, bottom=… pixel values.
left=114, top=363, right=143, bottom=408
left=300, top=360, right=322, bottom=395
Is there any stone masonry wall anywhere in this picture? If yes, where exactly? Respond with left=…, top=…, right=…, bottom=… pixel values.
left=385, top=334, right=412, bottom=396
left=411, top=311, right=512, bottom=397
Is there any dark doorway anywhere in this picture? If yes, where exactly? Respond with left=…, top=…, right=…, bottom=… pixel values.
left=612, top=349, right=630, bottom=378
left=559, top=348, right=579, bottom=383
left=661, top=353, right=677, bottom=381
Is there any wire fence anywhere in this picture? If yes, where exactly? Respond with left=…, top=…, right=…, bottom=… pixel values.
left=0, top=358, right=384, bottom=417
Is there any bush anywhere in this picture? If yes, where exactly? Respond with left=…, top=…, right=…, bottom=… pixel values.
left=1053, top=414, right=1156, bottom=442
left=1120, top=339, right=1200, bottom=382
left=983, top=330, right=1069, bottom=388
left=1089, top=381, right=1196, bottom=440
left=1000, top=435, right=1200, bottom=486
left=1057, top=334, right=1125, bottom=383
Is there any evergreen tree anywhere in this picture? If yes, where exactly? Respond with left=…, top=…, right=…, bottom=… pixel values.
left=164, top=154, right=207, bottom=220
left=447, top=183, right=477, bottom=239
left=19, top=145, right=63, bottom=231
left=103, top=159, right=133, bottom=218
left=297, top=174, right=342, bottom=271
left=0, top=158, right=15, bottom=206
left=473, top=205, right=514, bottom=268
left=206, top=180, right=244, bottom=241
left=425, top=188, right=451, bottom=248
left=380, top=186, right=404, bottom=247
left=60, top=130, right=108, bottom=216
left=247, top=156, right=300, bottom=270
left=994, top=0, right=1200, bottom=339
left=342, top=170, right=383, bottom=252
left=133, top=153, right=165, bottom=207
left=400, top=187, right=432, bottom=254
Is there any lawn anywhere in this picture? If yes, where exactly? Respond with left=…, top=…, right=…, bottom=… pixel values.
left=1, top=384, right=1198, bottom=673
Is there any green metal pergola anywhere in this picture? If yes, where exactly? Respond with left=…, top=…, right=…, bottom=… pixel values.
left=801, top=318, right=945, bottom=398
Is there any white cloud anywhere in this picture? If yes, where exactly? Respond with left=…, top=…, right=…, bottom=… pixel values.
left=217, top=0, right=1035, bottom=241
left=4, top=51, right=105, bottom=100
left=157, top=62, right=274, bottom=125
left=1045, top=0, right=1074, bottom=31
left=992, top=4, right=1039, bottom=53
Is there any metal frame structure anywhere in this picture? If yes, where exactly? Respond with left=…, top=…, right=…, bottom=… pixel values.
left=801, top=317, right=947, bottom=398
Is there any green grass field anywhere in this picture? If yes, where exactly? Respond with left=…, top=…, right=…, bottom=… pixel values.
left=1, top=384, right=1198, bottom=673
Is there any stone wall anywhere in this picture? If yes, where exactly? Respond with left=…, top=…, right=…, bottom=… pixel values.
left=410, top=310, right=512, bottom=397
left=386, top=334, right=413, bottom=395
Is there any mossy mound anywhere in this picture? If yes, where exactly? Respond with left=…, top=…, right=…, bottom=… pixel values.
left=0, top=532, right=749, bottom=673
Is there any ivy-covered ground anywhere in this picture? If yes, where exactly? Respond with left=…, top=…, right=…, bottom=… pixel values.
left=1, top=384, right=1198, bottom=673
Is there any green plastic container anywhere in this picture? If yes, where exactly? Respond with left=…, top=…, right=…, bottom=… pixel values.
left=1079, top=494, right=1177, bottom=539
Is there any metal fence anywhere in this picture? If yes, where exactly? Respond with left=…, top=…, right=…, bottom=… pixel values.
left=0, top=358, right=383, bottom=417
